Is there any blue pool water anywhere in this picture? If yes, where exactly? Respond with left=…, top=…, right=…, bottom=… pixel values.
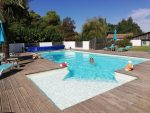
left=41, top=51, right=147, bottom=81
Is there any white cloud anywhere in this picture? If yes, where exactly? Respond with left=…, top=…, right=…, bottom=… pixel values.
left=129, top=8, right=150, bottom=32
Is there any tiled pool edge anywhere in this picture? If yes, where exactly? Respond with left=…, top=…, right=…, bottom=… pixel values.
left=72, top=50, right=150, bottom=61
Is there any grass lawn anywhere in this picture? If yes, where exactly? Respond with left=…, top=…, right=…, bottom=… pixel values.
left=129, top=46, right=150, bottom=52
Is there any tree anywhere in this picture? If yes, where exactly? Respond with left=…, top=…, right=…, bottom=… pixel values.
left=0, top=0, right=29, bottom=58
left=28, top=10, right=41, bottom=28
left=37, top=11, right=63, bottom=42
left=81, top=17, right=108, bottom=41
left=8, top=21, right=26, bottom=43
left=42, top=11, right=61, bottom=27
left=115, top=38, right=132, bottom=47
left=117, top=17, right=143, bottom=35
left=7, top=10, right=64, bottom=43
left=107, top=23, right=117, bottom=34
left=62, top=17, right=77, bottom=41
left=43, top=25, right=63, bottom=42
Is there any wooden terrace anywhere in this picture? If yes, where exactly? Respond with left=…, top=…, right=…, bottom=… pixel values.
left=0, top=51, right=150, bottom=113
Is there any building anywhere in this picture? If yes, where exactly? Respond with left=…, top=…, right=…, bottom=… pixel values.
left=106, top=34, right=131, bottom=40
left=131, top=32, right=150, bottom=46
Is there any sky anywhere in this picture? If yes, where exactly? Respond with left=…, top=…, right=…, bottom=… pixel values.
left=29, top=0, right=150, bottom=32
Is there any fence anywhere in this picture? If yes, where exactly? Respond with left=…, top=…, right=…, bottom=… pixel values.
left=7, top=41, right=90, bottom=53
left=90, top=38, right=111, bottom=50
left=9, top=43, right=25, bottom=53
left=75, top=41, right=83, bottom=48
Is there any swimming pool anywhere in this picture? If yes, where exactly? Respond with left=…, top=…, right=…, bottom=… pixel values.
left=28, top=51, right=149, bottom=110
left=41, top=50, right=147, bottom=81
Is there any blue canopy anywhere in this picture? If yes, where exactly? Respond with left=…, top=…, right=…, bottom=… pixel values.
left=0, top=20, right=5, bottom=44
left=113, top=29, right=118, bottom=41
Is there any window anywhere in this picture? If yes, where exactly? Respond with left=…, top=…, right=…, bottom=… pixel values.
left=142, top=41, right=146, bottom=45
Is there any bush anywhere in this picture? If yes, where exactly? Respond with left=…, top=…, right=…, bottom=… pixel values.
left=115, top=38, right=132, bottom=47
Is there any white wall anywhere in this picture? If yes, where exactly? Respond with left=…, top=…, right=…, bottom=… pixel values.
left=39, top=42, right=52, bottom=47
left=9, top=43, right=25, bottom=53
left=131, top=40, right=141, bottom=46
left=141, top=41, right=150, bottom=46
left=63, top=41, right=75, bottom=49
left=83, top=41, right=90, bottom=50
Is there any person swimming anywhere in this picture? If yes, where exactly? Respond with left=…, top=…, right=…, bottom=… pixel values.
left=89, top=57, right=94, bottom=64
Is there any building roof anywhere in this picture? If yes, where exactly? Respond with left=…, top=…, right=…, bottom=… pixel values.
left=133, top=32, right=150, bottom=38
left=133, top=32, right=150, bottom=40
left=106, top=34, right=127, bottom=39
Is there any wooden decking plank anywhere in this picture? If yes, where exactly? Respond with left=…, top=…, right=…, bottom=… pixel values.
left=14, top=69, right=60, bottom=113
left=10, top=74, right=41, bottom=113
left=12, top=88, right=33, bottom=113
left=9, top=75, right=33, bottom=113
left=18, top=87, right=42, bottom=113
left=0, top=79, right=12, bottom=112
left=124, top=103, right=150, bottom=113
left=116, top=84, right=150, bottom=101
left=133, top=98, right=150, bottom=113
left=100, top=92, right=132, bottom=110
left=17, top=73, right=59, bottom=113
left=4, top=77, right=22, bottom=113
left=80, top=99, right=107, bottom=113
left=1, top=51, right=150, bottom=113
left=0, top=92, right=2, bottom=113
left=7, top=89, right=22, bottom=113
left=92, top=95, right=124, bottom=113
left=0, top=80, right=3, bottom=113
left=110, top=86, right=139, bottom=104
left=63, top=104, right=85, bottom=113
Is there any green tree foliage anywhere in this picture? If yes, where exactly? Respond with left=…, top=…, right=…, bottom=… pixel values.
left=43, top=11, right=61, bottom=26
left=0, top=0, right=144, bottom=56
left=62, top=17, right=77, bottom=41
left=40, top=11, right=63, bottom=42
left=107, top=23, right=116, bottom=33
left=0, top=0, right=29, bottom=58
left=8, top=21, right=26, bottom=43
left=81, top=17, right=108, bottom=41
left=75, top=33, right=82, bottom=41
left=8, top=10, right=64, bottom=43
left=28, top=10, right=41, bottom=28
left=107, top=17, right=143, bottom=36
left=117, top=17, right=142, bottom=35
left=115, top=38, right=132, bottom=47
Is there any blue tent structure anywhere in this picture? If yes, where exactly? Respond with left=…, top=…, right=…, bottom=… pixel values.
left=113, top=29, right=118, bottom=41
left=0, top=20, right=5, bottom=44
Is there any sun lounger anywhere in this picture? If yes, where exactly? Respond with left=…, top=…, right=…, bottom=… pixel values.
left=117, top=46, right=132, bottom=52
left=0, top=63, right=14, bottom=76
left=103, top=44, right=115, bottom=51
left=9, top=52, right=19, bottom=58
left=7, top=58, right=20, bottom=68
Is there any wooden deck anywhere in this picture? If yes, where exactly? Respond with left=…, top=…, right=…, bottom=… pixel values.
left=0, top=51, right=150, bottom=113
